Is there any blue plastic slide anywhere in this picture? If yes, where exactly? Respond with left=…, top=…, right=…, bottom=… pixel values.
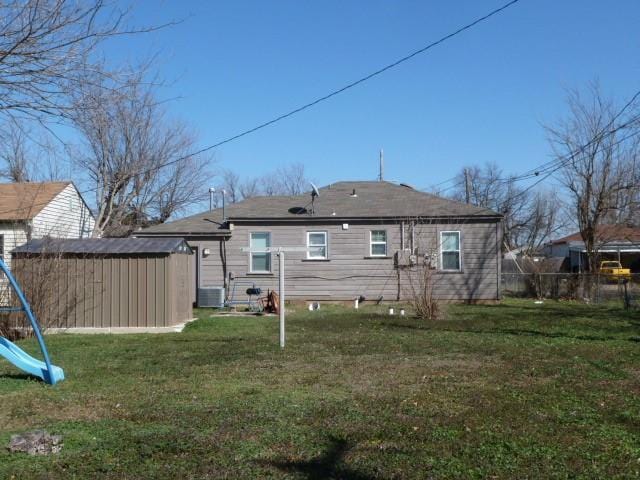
left=0, top=337, right=64, bottom=383
left=0, top=258, right=64, bottom=385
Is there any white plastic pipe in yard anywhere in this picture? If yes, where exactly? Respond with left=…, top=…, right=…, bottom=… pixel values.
left=278, top=251, right=285, bottom=348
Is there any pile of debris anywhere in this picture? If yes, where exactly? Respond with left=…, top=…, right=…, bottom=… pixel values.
left=8, top=430, right=63, bottom=455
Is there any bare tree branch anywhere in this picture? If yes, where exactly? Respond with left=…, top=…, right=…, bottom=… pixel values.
left=0, top=0, right=174, bottom=129
left=69, top=75, right=210, bottom=237
left=545, top=82, right=640, bottom=273
left=450, top=162, right=558, bottom=253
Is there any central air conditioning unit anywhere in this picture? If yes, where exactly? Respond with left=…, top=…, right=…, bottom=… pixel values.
left=197, top=287, right=225, bottom=308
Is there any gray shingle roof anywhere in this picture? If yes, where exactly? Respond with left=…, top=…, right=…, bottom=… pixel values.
left=13, top=237, right=192, bottom=255
left=139, top=181, right=501, bottom=235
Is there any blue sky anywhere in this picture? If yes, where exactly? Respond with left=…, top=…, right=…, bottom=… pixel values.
left=103, top=0, right=640, bottom=192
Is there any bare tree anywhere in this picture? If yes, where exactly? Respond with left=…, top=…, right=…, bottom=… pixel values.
left=450, top=162, right=557, bottom=252
left=260, top=172, right=282, bottom=197
left=276, top=162, right=307, bottom=195
left=404, top=240, right=442, bottom=320
left=513, top=190, right=559, bottom=255
left=0, top=123, right=33, bottom=182
left=217, top=169, right=241, bottom=204
left=239, top=178, right=260, bottom=200
left=0, top=0, right=169, bottom=129
left=546, top=84, right=640, bottom=273
left=70, top=77, right=209, bottom=237
left=0, top=121, right=71, bottom=182
left=219, top=162, right=310, bottom=201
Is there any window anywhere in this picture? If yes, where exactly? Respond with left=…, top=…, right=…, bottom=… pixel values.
left=307, top=231, right=328, bottom=259
left=440, top=231, right=461, bottom=271
left=370, top=230, right=387, bottom=257
left=250, top=232, right=271, bottom=273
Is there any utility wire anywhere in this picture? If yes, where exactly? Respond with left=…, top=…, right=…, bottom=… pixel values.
left=429, top=105, right=640, bottom=198
left=79, top=0, right=524, bottom=186
left=0, top=0, right=523, bottom=221
left=1, top=110, right=637, bottom=220
left=424, top=87, right=640, bottom=195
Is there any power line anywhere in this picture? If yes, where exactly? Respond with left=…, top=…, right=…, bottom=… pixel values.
left=0, top=0, right=522, bottom=222
left=428, top=104, right=640, bottom=198
left=88, top=0, right=523, bottom=184
left=1, top=97, right=637, bottom=222
left=424, top=86, right=640, bottom=196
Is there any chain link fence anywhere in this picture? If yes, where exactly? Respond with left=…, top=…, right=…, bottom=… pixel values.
left=501, top=273, right=640, bottom=307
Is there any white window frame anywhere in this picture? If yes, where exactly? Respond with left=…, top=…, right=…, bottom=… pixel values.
left=306, top=231, right=328, bottom=260
left=249, top=231, right=271, bottom=273
left=370, top=230, right=388, bottom=257
left=440, top=230, right=462, bottom=271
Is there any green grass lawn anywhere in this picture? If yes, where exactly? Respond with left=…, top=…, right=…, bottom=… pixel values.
left=1, top=299, right=640, bottom=479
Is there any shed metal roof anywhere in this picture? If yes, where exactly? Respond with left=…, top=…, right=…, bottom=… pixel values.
left=139, top=181, right=501, bottom=236
left=13, top=237, right=192, bottom=255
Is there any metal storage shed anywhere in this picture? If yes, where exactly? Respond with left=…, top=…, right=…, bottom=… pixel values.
left=12, top=238, right=193, bottom=332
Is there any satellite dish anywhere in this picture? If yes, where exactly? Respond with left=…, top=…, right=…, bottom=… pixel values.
left=309, top=182, right=320, bottom=216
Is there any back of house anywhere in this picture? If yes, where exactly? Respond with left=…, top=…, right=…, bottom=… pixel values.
left=138, top=181, right=503, bottom=303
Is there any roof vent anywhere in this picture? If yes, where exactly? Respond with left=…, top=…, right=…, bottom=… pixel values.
left=399, top=183, right=415, bottom=190
left=350, top=188, right=358, bottom=198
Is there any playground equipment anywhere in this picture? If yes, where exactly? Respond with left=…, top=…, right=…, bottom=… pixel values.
left=0, top=258, right=64, bottom=385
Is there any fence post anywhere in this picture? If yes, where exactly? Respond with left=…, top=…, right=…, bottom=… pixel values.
left=623, top=280, right=630, bottom=310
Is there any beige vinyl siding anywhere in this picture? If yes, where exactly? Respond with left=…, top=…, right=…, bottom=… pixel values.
left=187, top=219, right=500, bottom=301
left=31, top=184, right=94, bottom=238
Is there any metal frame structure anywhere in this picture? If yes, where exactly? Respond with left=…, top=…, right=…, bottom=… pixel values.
left=240, top=246, right=309, bottom=348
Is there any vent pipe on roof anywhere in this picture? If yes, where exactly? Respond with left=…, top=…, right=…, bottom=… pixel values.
left=209, top=187, right=226, bottom=223
left=378, top=149, right=384, bottom=181
left=221, top=189, right=226, bottom=223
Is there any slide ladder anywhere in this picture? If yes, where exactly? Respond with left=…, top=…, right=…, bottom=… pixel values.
left=0, top=258, right=64, bottom=385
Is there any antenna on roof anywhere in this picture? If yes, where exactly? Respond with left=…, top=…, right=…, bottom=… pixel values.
left=310, top=182, right=320, bottom=215
left=378, top=149, right=384, bottom=181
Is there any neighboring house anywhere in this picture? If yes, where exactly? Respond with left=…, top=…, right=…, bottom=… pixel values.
left=543, top=224, right=640, bottom=273
left=0, top=182, right=95, bottom=269
left=137, top=181, right=503, bottom=303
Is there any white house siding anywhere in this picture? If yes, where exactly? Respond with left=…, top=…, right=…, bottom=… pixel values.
left=186, top=219, right=501, bottom=302
left=31, top=184, right=94, bottom=239
left=0, top=222, right=28, bottom=270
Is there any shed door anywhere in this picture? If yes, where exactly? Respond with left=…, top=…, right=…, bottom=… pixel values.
left=191, top=246, right=199, bottom=306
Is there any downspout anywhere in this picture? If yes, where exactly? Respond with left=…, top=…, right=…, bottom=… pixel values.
left=396, top=222, right=402, bottom=301
left=410, top=222, right=415, bottom=254
left=220, top=237, right=228, bottom=299
left=497, top=221, right=502, bottom=301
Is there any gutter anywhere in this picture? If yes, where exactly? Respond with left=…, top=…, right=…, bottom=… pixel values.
left=134, top=232, right=232, bottom=238
left=226, top=215, right=503, bottom=222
